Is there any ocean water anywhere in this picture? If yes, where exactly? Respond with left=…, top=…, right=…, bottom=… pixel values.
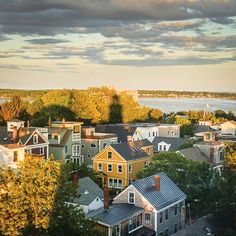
left=138, top=97, right=236, bottom=114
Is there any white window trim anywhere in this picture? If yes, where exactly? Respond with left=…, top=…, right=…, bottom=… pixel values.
left=98, top=163, right=102, bottom=171
left=107, top=164, right=112, bottom=172
left=117, top=164, right=123, bottom=173
left=144, top=212, right=151, bottom=226
left=128, top=191, right=135, bottom=204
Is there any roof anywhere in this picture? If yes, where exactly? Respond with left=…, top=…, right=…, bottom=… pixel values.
left=128, top=139, right=153, bottom=148
left=73, top=177, right=103, bottom=206
left=172, top=215, right=214, bottom=236
left=82, top=134, right=117, bottom=140
left=110, top=142, right=149, bottom=161
left=177, top=147, right=209, bottom=163
left=195, top=141, right=223, bottom=146
left=152, top=137, right=188, bottom=152
left=96, top=125, right=137, bottom=142
left=194, top=125, right=211, bottom=133
left=132, top=172, right=186, bottom=211
left=0, top=126, right=37, bottom=147
left=129, top=226, right=156, bottom=236
left=86, top=204, right=144, bottom=227
left=8, top=119, right=24, bottom=122
left=48, top=128, right=72, bottom=147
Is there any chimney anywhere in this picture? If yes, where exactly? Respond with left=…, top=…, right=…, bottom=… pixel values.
left=61, top=118, right=66, bottom=129
left=12, top=126, right=18, bottom=142
left=48, top=117, right=52, bottom=128
left=154, top=175, right=160, bottom=191
left=72, top=172, right=79, bottom=186
left=103, top=187, right=110, bottom=211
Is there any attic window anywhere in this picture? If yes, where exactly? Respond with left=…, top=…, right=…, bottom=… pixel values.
left=108, top=151, right=112, bottom=158
left=33, top=134, right=38, bottom=144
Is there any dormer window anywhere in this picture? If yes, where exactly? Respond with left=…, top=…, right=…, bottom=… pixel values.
left=33, top=134, right=38, bottom=144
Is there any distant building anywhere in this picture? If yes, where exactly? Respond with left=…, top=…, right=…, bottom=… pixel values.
left=220, top=120, right=236, bottom=136
left=198, top=120, right=213, bottom=126
left=81, top=126, right=118, bottom=165
left=96, top=123, right=180, bottom=143
left=0, top=119, right=49, bottom=168
left=48, top=120, right=83, bottom=163
left=92, top=140, right=153, bottom=189
left=113, top=173, right=187, bottom=235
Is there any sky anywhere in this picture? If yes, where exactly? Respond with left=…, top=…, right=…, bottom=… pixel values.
left=0, top=0, right=236, bottom=92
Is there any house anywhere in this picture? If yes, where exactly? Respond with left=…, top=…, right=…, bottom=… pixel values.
left=96, top=123, right=180, bottom=143
left=92, top=140, right=153, bottom=189
left=86, top=187, right=156, bottom=236
left=198, top=120, right=213, bottom=126
left=152, top=137, right=188, bottom=152
left=220, top=121, right=236, bottom=135
left=48, top=120, right=83, bottom=163
left=69, top=175, right=104, bottom=214
left=113, top=173, right=187, bottom=235
left=0, top=119, right=49, bottom=168
left=193, top=141, right=224, bottom=169
left=81, top=126, right=118, bottom=165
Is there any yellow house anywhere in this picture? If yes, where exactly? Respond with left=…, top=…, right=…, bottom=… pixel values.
left=92, top=139, right=153, bottom=189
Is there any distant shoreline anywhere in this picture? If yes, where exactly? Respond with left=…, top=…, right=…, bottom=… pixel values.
left=139, top=95, right=236, bottom=100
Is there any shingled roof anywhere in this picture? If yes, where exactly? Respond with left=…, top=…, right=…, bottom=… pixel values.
left=73, top=177, right=103, bottom=206
left=132, top=173, right=186, bottom=211
left=110, top=142, right=149, bottom=161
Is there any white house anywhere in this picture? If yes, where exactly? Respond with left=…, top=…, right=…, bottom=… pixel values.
left=220, top=121, right=236, bottom=135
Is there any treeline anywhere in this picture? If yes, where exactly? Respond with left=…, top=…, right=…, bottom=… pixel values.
left=0, top=89, right=50, bottom=98
left=139, top=90, right=236, bottom=99
left=0, top=87, right=163, bottom=126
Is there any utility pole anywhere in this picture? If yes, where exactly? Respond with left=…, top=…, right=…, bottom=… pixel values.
left=187, top=203, right=192, bottom=224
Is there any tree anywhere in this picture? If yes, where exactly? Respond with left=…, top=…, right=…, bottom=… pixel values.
left=0, top=156, right=103, bottom=236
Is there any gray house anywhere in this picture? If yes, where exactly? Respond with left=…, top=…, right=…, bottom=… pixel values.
left=113, top=173, right=186, bottom=236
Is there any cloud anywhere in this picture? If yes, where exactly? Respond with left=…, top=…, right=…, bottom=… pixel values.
left=25, top=38, right=71, bottom=44
left=0, top=0, right=235, bottom=36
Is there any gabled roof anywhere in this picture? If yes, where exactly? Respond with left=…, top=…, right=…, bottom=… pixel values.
left=110, top=142, right=149, bottom=161
left=73, top=177, right=103, bottom=206
left=132, top=173, right=186, bottom=211
left=177, top=147, right=209, bottom=163
left=48, top=128, right=72, bottom=147
left=129, top=139, right=153, bottom=148
left=0, top=126, right=42, bottom=147
left=152, top=137, right=188, bottom=152
left=86, top=203, right=144, bottom=227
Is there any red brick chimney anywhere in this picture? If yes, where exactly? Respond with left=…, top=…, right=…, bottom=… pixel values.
left=72, top=172, right=79, bottom=186
left=61, top=118, right=66, bottom=128
left=103, top=187, right=110, bottom=211
left=12, top=126, right=18, bottom=142
left=154, top=175, right=160, bottom=191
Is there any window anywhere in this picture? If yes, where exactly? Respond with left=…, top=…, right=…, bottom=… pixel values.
left=72, top=145, right=80, bottom=156
left=113, top=224, right=120, bottom=236
left=153, top=132, right=155, bottom=136
left=165, top=209, right=168, bottom=220
left=107, top=164, right=112, bottom=172
left=128, top=192, right=135, bottom=204
left=48, top=134, right=52, bottom=139
left=98, top=163, right=102, bottom=171
left=73, top=125, right=80, bottom=133
left=174, top=205, right=177, bottom=215
left=160, top=212, right=163, bottom=224
left=54, top=135, right=58, bottom=140
left=91, top=143, right=96, bottom=148
left=65, top=146, right=68, bottom=153
left=13, top=151, right=18, bottom=162
left=171, top=130, right=175, bottom=136
left=179, top=202, right=183, bottom=213
left=81, top=144, right=85, bottom=149
left=118, top=165, right=123, bottom=173
left=163, top=145, right=166, bottom=151
left=149, top=132, right=151, bottom=137
left=72, top=125, right=80, bottom=141
left=108, top=151, right=112, bottom=158
left=33, top=134, right=38, bottom=144
left=144, top=213, right=151, bottom=225
left=102, top=143, right=107, bottom=149
left=108, top=178, right=122, bottom=189
left=40, top=147, right=44, bottom=155
left=128, top=214, right=142, bottom=232
left=87, top=154, right=91, bottom=158
left=147, top=147, right=150, bottom=155
left=129, top=164, right=132, bottom=173
left=159, top=145, right=162, bottom=151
